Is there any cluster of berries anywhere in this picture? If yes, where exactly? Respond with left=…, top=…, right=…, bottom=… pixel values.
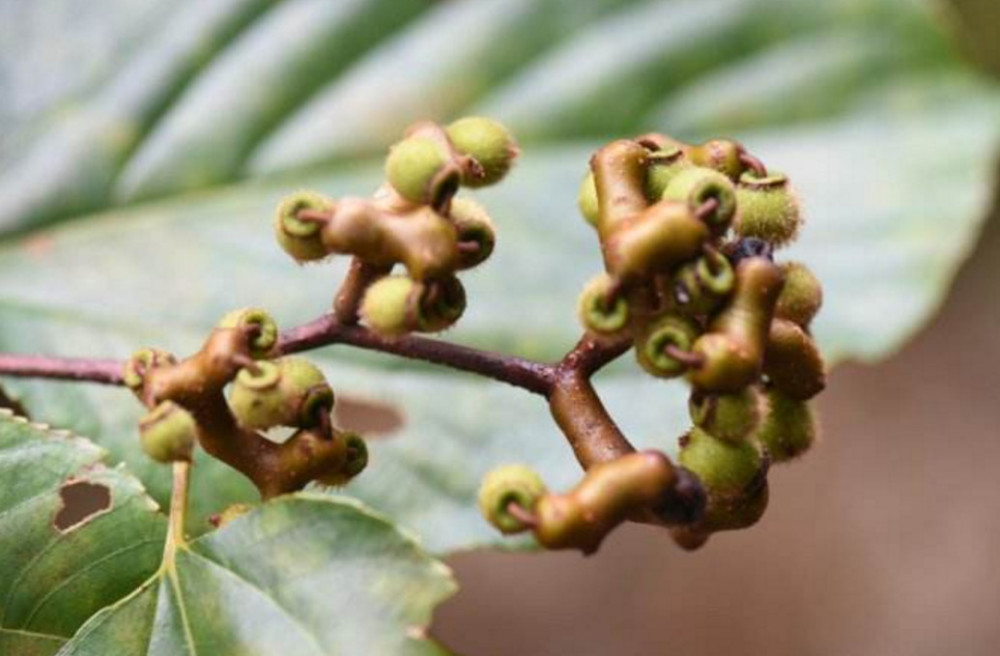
left=125, top=308, right=366, bottom=499
left=480, top=134, right=825, bottom=551
left=273, top=117, right=519, bottom=335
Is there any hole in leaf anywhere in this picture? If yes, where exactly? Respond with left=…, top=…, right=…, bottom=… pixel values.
left=54, top=480, right=112, bottom=532
left=335, top=395, right=405, bottom=437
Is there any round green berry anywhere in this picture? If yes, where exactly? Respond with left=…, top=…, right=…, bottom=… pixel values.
left=674, top=249, right=735, bottom=316
left=679, top=426, right=762, bottom=496
left=139, top=401, right=197, bottom=463
left=450, top=197, right=496, bottom=270
left=446, top=116, right=519, bottom=187
left=661, top=166, right=737, bottom=232
left=273, top=190, right=332, bottom=262
left=386, top=136, right=459, bottom=206
left=478, top=464, right=547, bottom=534
left=635, top=313, right=701, bottom=378
left=228, top=358, right=334, bottom=430
left=689, top=388, right=762, bottom=443
left=414, top=276, right=467, bottom=333
left=756, top=389, right=817, bottom=462
left=360, top=275, right=415, bottom=336
left=317, top=432, right=369, bottom=487
left=577, top=274, right=629, bottom=334
left=217, top=307, right=279, bottom=358
left=736, top=172, right=802, bottom=246
left=775, top=261, right=823, bottom=327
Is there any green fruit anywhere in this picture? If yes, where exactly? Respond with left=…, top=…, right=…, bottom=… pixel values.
left=673, top=249, right=735, bottom=316
left=679, top=427, right=762, bottom=496
left=478, top=464, right=547, bottom=534
left=689, top=388, right=762, bottom=443
left=414, top=276, right=467, bottom=333
left=228, top=358, right=334, bottom=430
left=775, top=261, right=823, bottom=327
left=577, top=172, right=599, bottom=227
left=123, top=348, right=176, bottom=391
left=446, top=116, right=519, bottom=187
left=661, top=166, right=737, bottom=232
left=317, top=432, right=369, bottom=487
left=450, top=197, right=496, bottom=269
left=644, top=145, right=687, bottom=200
left=757, top=390, right=817, bottom=462
left=385, top=136, right=459, bottom=206
left=736, top=171, right=802, bottom=246
left=273, top=190, right=333, bottom=262
left=635, top=313, right=701, bottom=378
left=361, top=275, right=415, bottom=336
left=217, top=307, right=279, bottom=358
left=139, top=401, right=197, bottom=463
left=577, top=274, right=629, bottom=334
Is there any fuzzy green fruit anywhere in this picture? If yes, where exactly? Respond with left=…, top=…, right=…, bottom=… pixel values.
left=736, top=172, right=802, bottom=246
left=756, top=389, right=817, bottom=462
left=577, top=274, right=629, bottom=334
left=776, top=261, right=823, bottom=327
left=450, top=197, right=496, bottom=270
left=673, top=249, right=735, bottom=316
left=689, top=388, right=762, bottom=443
left=360, top=275, right=415, bottom=336
left=217, top=307, right=279, bottom=358
left=679, top=426, right=762, bottom=496
left=139, top=401, right=197, bottom=463
left=478, top=464, right=548, bottom=534
left=661, top=166, right=737, bottom=233
left=317, top=432, right=369, bottom=487
left=385, top=136, right=459, bottom=205
left=446, top=116, right=519, bottom=187
left=229, top=358, right=334, bottom=430
left=414, top=276, right=467, bottom=333
left=635, top=314, right=701, bottom=378
left=273, top=190, right=333, bottom=262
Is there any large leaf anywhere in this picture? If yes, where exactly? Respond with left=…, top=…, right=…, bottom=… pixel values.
left=1, top=0, right=998, bottom=556
left=58, top=495, right=455, bottom=656
left=0, top=409, right=164, bottom=655
left=0, top=413, right=456, bottom=654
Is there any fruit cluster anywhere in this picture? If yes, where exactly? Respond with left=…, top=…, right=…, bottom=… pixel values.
left=124, top=308, right=366, bottom=498
left=480, top=134, right=825, bottom=551
left=273, top=117, right=518, bottom=335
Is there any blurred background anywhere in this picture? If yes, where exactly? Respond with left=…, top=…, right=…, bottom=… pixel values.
left=3, top=0, right=1000, bottom=654
left=434, top=1, right=1000, bottom=654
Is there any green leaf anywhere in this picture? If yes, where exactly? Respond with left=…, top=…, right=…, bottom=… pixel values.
left=58, top=495, right=455, bottom=656
left=0, top=410, right=165, bottom=655
left=0, top=413, right=455, bottom=654
left=1, top=0, right=998, bottom=558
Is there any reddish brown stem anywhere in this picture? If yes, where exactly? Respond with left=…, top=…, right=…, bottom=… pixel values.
left=333, top=258, right=389, bottom=325
left=280, top=315, right=556, bottom=396
left=0, top=354, right=124, bottom=385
